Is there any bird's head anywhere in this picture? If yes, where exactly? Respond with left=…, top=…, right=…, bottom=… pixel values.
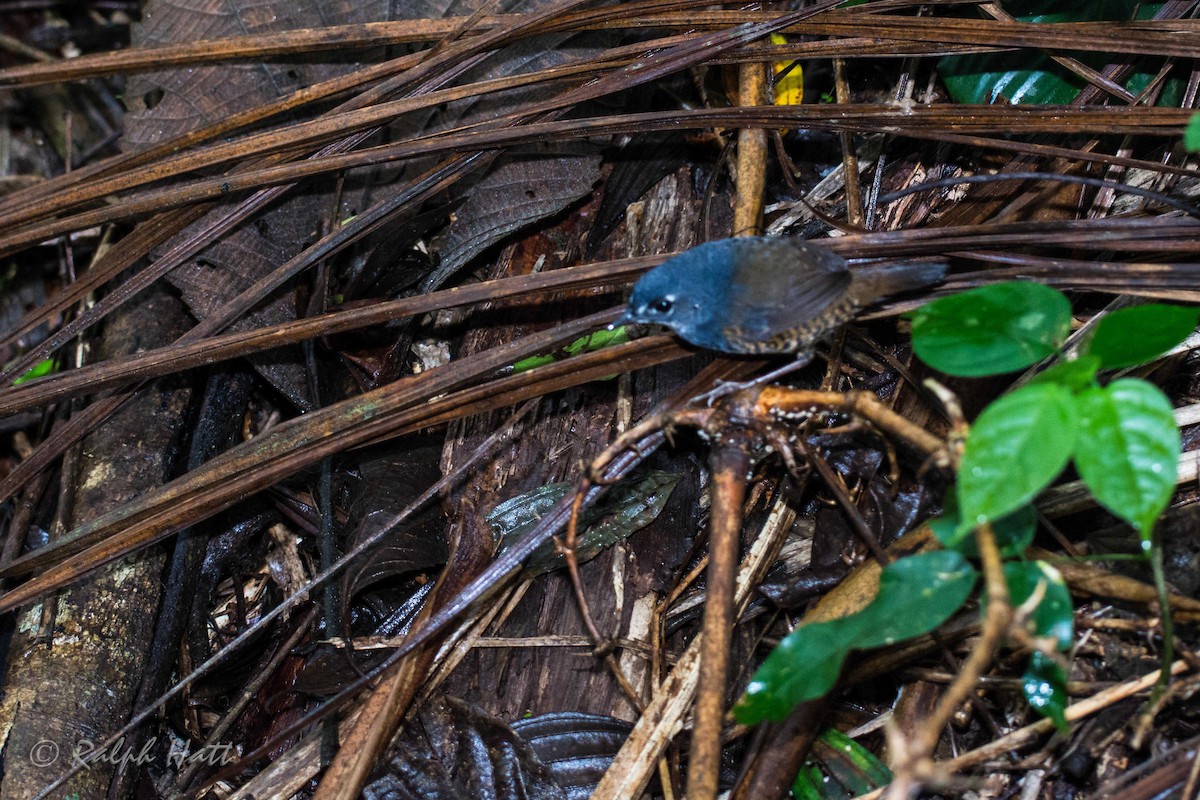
left=617, top=256, right=712, bottom=339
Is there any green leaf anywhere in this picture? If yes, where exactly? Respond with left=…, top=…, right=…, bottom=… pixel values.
left=940, top=44, right=1082, bottom=106
left=509, top=327, right=631, bottom=375
left=510, top=354, right=557, bottom=373
left=1187, top=113, right=1200, bottom=153
left=958, top=383, right=1077, bottom=530
left=1028, top=356, right=1100, bottom=393
left=851, top=551, right=977, bottom=649
left=791, top=763, right=828, bottom=800
left=1074, top=379, right=1180, bottom=540
left=990, top=504, right=1039, bottom=557
left=1022, top=650, right=1069, bottom=732
left=734, top=552, right=976, bottom=723
left=1004, top=561, right=1074, bottom=651
left=793, top=729, right=893, bottom=800
left=487, top=470, right=681, bottom=575
left=939, top=2, right=1183, bottom=109
left=1083, top=304, right=1199, bottom=370
left=12, top=358, right=55, bottom=386
left=927, top=511, right=966, bottom=550
left=563, top=325, right=630, bottom=356
left=734, top=621, right=853, bottom=723
left=930, top=496, right=1036, bottom=557
left=817, top=729, right=892, bottom=788
left=910, top=282, right=1071, bottom=376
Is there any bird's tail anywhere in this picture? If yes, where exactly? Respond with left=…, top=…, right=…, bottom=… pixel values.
left=853, top=261, right=947, bottom=300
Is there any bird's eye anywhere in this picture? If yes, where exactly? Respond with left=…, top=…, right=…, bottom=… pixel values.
left=653, top=298, right=673, bottom=313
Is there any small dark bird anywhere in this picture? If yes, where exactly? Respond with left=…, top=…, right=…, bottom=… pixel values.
left=618, top=236, right=945, bottom=354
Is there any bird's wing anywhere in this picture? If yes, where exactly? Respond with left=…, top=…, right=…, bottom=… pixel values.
left=725, top=239, right=852, bottom=342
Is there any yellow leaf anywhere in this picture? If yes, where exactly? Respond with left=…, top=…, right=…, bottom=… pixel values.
left=770, top=33, right=803, bottom=106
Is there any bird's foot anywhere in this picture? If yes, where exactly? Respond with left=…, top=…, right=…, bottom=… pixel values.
left=693, top=353, right=816, bottom=407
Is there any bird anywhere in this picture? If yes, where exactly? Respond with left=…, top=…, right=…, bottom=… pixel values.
left=618, top=236, right=946, bottom=355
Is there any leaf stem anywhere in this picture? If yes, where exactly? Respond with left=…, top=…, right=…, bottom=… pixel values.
left=924, top=522, right=1010, bottom=754
left=1148, top=542, right=1176, bottom=698
left=888, top=522, right=1010, bottom=798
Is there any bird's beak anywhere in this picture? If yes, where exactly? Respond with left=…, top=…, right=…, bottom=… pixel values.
left=608, top=309, right=635, bottom=330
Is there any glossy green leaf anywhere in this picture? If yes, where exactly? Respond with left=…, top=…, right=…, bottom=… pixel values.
left=940, top=2, right=1181, bottom=108
left=1083, top=304, right=1199, bottom=370
left=910, top=282, right=1071, bottom=376
left=850, top=551, right=977, bottom=649
left=1004, top=561, right=1074, bottom=651
left=1028, top=356, right=1100, bottom=393
left=958, top=383, right=1077, bottom=531
left=735, top=552, right=976, bottom=723
left=487, top=470, right=680, bottom=575
left=734, top=621, right=852, bottom=723
left=793, top=729, right=893, bottom=800
left=940, top=1, right=1106, bottom=106
left=1023, top=650, right=1069, bottom=732
left=1074, top=379, right=1180, bottom=540
left=940, top=46, right=1080, bottom=106
left=930, top=496, right=1036, bottom=558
